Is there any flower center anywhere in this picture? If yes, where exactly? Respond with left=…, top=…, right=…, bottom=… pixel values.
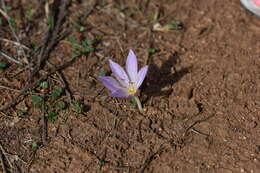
left=127, top=83, right=137, bottom=95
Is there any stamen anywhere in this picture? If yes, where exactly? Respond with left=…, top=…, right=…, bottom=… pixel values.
left=127, top=83, right=137, bottom=95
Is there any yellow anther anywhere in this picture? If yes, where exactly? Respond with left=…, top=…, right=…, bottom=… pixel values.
left=127, top=84, right=137, bottom=95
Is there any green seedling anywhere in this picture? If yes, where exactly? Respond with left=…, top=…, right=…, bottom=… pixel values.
left=167, top=21, right=183, bottom=30
left=31, top=95, right=44, bottom=103
left=39, top=81, right=48, bottom=89
left=31, top=95, right=47, bottom=110
left=26, top=5, right=33, bottom=20
left=126, top=12, right=133, bottom=17
left=132, top=7, right=139, bottom=11
left=8, top=17, right=16, bottom=30
left=147, top=48, right=156, bottom=54
left=98, top=1, right=108, bottom=7
left=99, top=69, right=107, bottom=76
left=17, top=109, right=27, bottom=116
left=47, top=111, right=58, bottom=122
left=130, top=96, right=138, bottom=106
left=67, top=35, right=78, bottom=46
left=0, top=62, right=7, bottom=69
left=51, top=88, right=63, bottom=100
left=72, top=21, right=85, bottom=32
left=71, top=100, right=83, bottom=114
left=3, top=6, right=12, bottom=11
left=31, top=141, right=38, bottom=150
left=81, top=40, right=94, bottom=53
left=47, top=15, right=54, bottom=30
left=68, top=36, right=94, bottom=58
left=55, top=101, right=66, bottom=110
left=116, top=7, right=127, bottom=12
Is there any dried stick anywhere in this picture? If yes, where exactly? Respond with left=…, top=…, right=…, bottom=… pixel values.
left=31, top=0, right=70, bottom=77
left=0, top=38, right=30, bottom=50
left=0, top=142, right=12, bottom=173
left=0, top=84, right=23, bottom=92
left=0, top=58, right=75, bottom=111
left=0, top=1, right=28, bottom=64
left=0, top=51, right=23, bottom=65
left=46, top=61, right=73, bottom=101
left=0, top=151, right=7, bottom=173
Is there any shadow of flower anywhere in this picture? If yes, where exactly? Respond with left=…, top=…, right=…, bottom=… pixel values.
left=141, top=52, right=191, bottom=102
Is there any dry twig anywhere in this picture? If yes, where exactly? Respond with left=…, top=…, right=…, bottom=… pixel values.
left=31, top=0, right=70, bottom=77
left=0, top=51, right=23, bottom=65
left=0, top=150, right=7, bottom=173
left=0, top=1, right=29, bottom=64
left=0, top=58, right=75, bottom=112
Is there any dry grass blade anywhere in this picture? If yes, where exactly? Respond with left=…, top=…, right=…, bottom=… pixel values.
left=0, top=38, right=30, bottom=50
left=0, top=58, right=75, bottom=112
left=0, top=51, right=23, bottom=65
left=0, top=151, right=7, bottom=173
left=31, top=0, right=71, bottom=77
left=0, top=1, right=29, bottom=64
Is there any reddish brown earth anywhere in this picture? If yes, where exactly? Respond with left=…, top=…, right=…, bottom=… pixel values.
left=0, top=0, right=259, bottom=173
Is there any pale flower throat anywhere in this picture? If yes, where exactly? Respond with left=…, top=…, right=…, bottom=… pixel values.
left=127, top=82, right=137, bottom=95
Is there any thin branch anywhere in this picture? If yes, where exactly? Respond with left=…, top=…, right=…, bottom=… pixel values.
left=0, top=2, right=28, bottom=63
left=0, top=38, right=30, bottom=50
left=0, top=51, right=23, bottom=65
left=46, top=61, right=73, bottom=101
left=0, top=151, right=7, bottom=173
left=0, top=8, right=8, bottom=19
left=0, top=142, right=12, bottom=173
left=0, top=84, right=22, bottom=92
left=0, top=58, right=75, bottom=111
left=31, top=0, right=70, bottom=77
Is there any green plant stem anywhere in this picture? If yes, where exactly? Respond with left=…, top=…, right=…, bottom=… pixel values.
left=133, top=96, right=142, bottom=111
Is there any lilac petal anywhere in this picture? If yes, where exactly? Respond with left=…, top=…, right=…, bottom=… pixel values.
left=98, top=76, right=122, bottom=92
left=109, top=88, right=129, bottom=98
left=126, top=49, right=138, bottom=82
left=135, top=65, right=148, bottom=88
left=109, top=59, right=129, bottom=84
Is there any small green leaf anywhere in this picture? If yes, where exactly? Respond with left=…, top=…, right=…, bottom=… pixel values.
left=99, top=160, right=105, bottom=166
left=31, top=141, right=38, bottom=150
left=72, top=49, right=81, bottom=58
left=0, top=18, right=2, bottom=26
left=79, top=26, right=85, bottom=32
left=130, top=97, right=137, bottom=105
left=40, top=81, right=48, bottom=88
left=147, top=48, right=156, bottom=54
left=126, top=12, right=133, bottom=17
left=67, top=35, right=78, bottom=45
left=26, top=5, right=33, bottom=20
left=47, top=15, right=54, bottom=30
left=82, top=40, right=90, bottom=47
left=0, top=62, right=7, bottom=69
left=116, top=7, right=126, bottom=12
left=167, top=21, right=183, bottom=30
left=98, top=1, right=108, bottom=7
left=133, top=7, right=139, bottom=11
left=8, top=18, right=16, bottom=30
left=51, top=88, right=63, bottom=99
left=47, top=111, right=57, bottom=121
left=82, top=47, right=94, bottom=53
left=40, top=104, right=48, bottom=111
left=55, top=101, right=66, bottom=110
left=24, top=89, right=36, bottom=94
left=4, top=6, right=12, bottom=11
left=31, top=95, right=43, bottom=103
left=71, top=100, right=83, bottom=114
left=99, top=69, right=107, bottom=76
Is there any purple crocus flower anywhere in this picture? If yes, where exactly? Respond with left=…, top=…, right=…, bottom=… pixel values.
left=99, top=49, right=148, bottom=98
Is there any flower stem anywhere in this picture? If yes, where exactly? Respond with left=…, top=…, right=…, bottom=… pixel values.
left=133, top=96, right=143, bottom=111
